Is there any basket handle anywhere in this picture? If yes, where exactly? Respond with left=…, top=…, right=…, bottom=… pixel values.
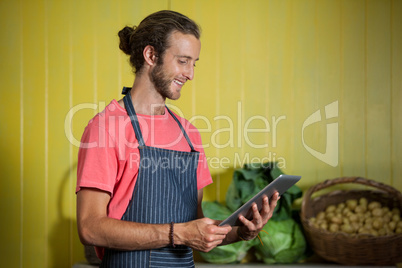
left=301, top=176, right=402, bottom=219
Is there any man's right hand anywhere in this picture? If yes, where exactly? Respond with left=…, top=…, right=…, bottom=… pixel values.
left=175, top=218, right=232, bottom=252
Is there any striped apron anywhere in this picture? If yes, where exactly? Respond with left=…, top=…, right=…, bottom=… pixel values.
left=100, top=89, right=199, bottom=268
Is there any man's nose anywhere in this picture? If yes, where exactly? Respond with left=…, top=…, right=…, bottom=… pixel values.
left=184, top=65, right=195, bottom=81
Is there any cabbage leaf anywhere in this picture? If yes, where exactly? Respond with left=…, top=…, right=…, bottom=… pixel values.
left=254, top=219, right=307, bottom=264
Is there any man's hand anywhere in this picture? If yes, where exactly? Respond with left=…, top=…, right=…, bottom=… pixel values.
left=237, top=191, right=280, bottom=241
left=175, top=218, right=232, bottom=252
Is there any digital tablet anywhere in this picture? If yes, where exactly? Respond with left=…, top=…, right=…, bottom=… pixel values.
left=219, top=174, right=301, bottom=226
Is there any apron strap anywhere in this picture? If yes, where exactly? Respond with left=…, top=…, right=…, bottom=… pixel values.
left=123, top=89, right=146, bottom=147
left=122, top=87, right=197, bottom=152
left=166, top=107, right=197, bottom=152
left=121, top=86, right=131, bottom=95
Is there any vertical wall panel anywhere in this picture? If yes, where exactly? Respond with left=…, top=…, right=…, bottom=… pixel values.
left=366, top=0, right=392, bottom=184
left=71, top=0, right=97, bottom=147
left=0, top=1, right=22, bottom=267
left=340, top=0, right=367, bottom=178
left=46, top=0, right=82, bottom=266
left=289, top=0, right=318, bottom=187
left=315, top=0, right=342, bottom=180
left=21, top=0, right=47, bottom=267
left=391, top=0, right=402, bottom=191
left=95, top=0, right=121, bottom=104
left=242, top=0, right=271, bottom=164
left=266, top=0, right=295, bottom=176
left=214, top=0, right=247, bottom=201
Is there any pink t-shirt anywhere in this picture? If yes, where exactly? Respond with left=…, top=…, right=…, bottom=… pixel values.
left=76, top=100, right=212, bottom=221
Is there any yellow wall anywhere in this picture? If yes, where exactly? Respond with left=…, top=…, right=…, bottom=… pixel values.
left=1, top=0, right=401, bottom=267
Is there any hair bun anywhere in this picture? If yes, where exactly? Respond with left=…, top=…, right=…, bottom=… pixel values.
left=118, top=26, right=135, bottom=55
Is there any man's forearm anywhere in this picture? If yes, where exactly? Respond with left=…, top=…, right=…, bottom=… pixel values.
left=79, top=216, right=171, bottom=251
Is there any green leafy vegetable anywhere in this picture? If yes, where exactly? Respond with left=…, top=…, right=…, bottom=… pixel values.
left=200, top=162, right=308, bottom=264
left=201, top=201, right=232, bottom=221
left=226, top=162, right=302, bottom=220
left=254, top=219, right=307, bottom=264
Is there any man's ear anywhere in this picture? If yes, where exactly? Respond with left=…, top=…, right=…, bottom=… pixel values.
left=143, top=45, right=158, bottom=66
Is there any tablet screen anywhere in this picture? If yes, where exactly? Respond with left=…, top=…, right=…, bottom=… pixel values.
left=219, top=174, right=301, bottom=226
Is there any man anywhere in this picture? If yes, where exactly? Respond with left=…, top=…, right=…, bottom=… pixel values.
left=76, top=10, right=279, bottom=268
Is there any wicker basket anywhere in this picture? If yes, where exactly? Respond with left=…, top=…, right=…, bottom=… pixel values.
left=301, top=176, right=402, bottom=265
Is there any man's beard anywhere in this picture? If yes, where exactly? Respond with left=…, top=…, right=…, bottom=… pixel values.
left=150, top=60, right=175, bottom=100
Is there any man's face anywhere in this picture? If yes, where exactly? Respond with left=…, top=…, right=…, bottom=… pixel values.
left=150, top=31, right=201, bottom=100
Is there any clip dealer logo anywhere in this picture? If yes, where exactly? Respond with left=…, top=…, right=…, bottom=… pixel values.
left=302, top=101, right=339, bottom=167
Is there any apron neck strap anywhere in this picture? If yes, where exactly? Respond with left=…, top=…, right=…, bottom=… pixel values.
left=123, top=91, right=146, bottom=147
left=165, top=106, right=196, bottom=152
left=122, top=87, right=197, bottom=152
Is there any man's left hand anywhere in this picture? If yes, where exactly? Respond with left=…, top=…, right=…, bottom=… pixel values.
left=236, top=191, right=280, bottom=240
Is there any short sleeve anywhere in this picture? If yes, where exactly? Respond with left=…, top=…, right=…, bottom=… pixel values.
left=76, top=122, right=119, bottom=196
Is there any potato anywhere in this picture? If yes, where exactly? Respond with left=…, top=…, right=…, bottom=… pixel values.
left=355, top=205, right=367, bottom=214
left=383, top=224, right=392, bottom=233
left=346, top=199, right=358, bottom=211
left=392, top=214, right=401, bottom=222
left=365, top=217, right=373, bottom=225
left=372, top=207, right=383, bottom=217
left=364, top=211, right=372, bottom=219
left=326, top=212, right=335, bottom=221
left=337, top=202, right=346, bottom=210
left=388, top=221, right=397, bottom=231
left=316, top=211, right=326, bottom=220
left=329, top=223, right=339, bottom=233
left=320, top=222, right=328, bottom=231
left=392, top=208, right=401, bottom=216
left=363, top=222, right=373, bottom=230
left=342, top=207, right=351, bottom=216
left=370, top=229, right=379, bottom=236
left=348, top=213, right=359, bottom=223
left=325, top=205, right=336, bottom=213
left=378, top=228, right=387, bottom=236
left=358, top=227, right=370, bottom=235
left=372, top=218, right=383, bottom=230
left=359, top=197, right=368, bottom=206
left=351, top=222, right=361, bottom=232
left=341, top=224, right=354, bottom=234
left=386, top=228, right=394, bottom=236
left=382, top=207, right=390, bottom=214
left=383, top=214, right=391, bottom=224
left=368, top=201, right=381, bottom=211
left=331, top=215, right=342, bottom=225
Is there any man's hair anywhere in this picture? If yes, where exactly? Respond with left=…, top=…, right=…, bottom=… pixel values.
left=118, top=10, right=201, bottom=74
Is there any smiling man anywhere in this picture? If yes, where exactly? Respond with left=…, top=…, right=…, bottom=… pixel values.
left=76, top=10, right=279, bottom=268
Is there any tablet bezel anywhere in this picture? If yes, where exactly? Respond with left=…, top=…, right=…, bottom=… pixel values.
left=218, top=174, right=301, bottom=226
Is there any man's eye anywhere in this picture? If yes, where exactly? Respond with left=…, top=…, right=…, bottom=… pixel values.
left=179, top=60, right=187, bottom=64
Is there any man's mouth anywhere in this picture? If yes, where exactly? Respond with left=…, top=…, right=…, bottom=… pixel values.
left=173, top=79, right=184, bottom=86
